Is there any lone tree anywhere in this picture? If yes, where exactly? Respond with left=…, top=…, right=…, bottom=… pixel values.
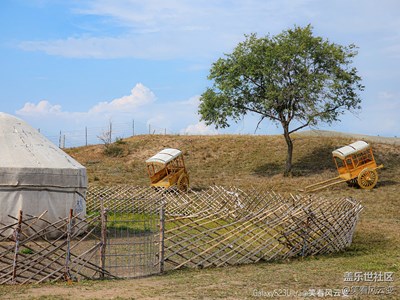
left=199, top=25, right=364, bottom=176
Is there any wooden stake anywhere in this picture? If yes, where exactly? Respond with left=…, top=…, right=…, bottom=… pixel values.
left=99, top=198, right=107, bottom=279
left=64, top=209, right=73, bottom=282
left=159, top=204, right=165, bottom=273
left=12, top=210, right=23, bottom=284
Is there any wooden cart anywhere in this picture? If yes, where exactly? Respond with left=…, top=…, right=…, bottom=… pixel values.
left=304, top=141, right=383, bottom=192
left=146, top=148, right=189, bottom=191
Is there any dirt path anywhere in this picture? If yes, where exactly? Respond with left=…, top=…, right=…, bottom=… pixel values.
left=0, top=268, right=254, bottom=300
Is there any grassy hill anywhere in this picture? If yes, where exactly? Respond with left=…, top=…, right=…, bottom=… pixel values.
left=66, top=133, right=399, bottom=194
left=2, top=134, right=398, bottom=299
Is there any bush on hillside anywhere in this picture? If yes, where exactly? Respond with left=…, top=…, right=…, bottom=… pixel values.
left=104, top=143, right=124, bottom=157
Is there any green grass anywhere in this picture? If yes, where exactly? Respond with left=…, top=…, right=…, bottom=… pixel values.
left=19, top=247, right=34, bottom=255
left=106, top=212, right=158, bottom=233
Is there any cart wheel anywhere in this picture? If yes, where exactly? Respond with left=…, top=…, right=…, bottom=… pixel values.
left=177, top=174, right=189, bottom=192
left=357, top=168, right=378, bottom=189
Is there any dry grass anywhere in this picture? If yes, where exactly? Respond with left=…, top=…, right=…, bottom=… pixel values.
left=1, top=134, right=399, bottom=299
left=66, top=134, right=355, bottom=187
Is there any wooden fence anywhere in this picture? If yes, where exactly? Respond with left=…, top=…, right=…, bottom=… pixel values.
left=87, top=185, right=363, bottom=270
left=0, top=209, right=115, bottom=284
left=162, top=186, right=362, bottom=269
left=0, top=185, right=363, bottom=284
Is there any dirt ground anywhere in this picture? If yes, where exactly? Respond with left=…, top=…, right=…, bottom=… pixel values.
left=1, top=258, right=398, bottom=299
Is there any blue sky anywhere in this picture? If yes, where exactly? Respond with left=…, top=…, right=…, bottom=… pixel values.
left=1, top=0, right=399, bottom=143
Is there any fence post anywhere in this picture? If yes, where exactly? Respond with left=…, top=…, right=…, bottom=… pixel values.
left=99, top=198, right=108, bottom=279
left=301, top=216, right=311, bottom=257
left=65, top=209, right=73, bottom=282
left=109, top=122, right=112, bottom=143
left=159, top=204, right=165, bottom=274
left=12, top=210, right=23, bottom=283
left=85, top=127, right=88, bottom=146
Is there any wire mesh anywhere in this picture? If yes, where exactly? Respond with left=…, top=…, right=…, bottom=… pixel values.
left=103, top=209, right=160, bottom=278
left=88, top=186, right=164, bottom=278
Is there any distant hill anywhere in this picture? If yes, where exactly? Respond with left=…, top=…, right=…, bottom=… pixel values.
left=297, top=129, right=400, bottom=145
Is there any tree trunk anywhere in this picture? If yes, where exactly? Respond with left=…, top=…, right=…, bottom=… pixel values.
left=283, top=126, right=293, bottom=177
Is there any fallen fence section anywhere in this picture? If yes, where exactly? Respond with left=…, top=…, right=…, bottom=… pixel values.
left=0, top=185, right=363, bottom=284
left=162, top=186, right=363, bottom=269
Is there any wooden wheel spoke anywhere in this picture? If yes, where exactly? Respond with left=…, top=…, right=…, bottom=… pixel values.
left=357, top=168, right=378, bottom=190
left=177, top=174, right=189, bottom=192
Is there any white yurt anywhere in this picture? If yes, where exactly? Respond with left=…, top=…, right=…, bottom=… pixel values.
left=0, top=113, right=87, bottom=236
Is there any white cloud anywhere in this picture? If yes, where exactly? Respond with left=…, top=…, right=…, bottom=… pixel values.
left=17, top=100, right=62, bottom=115
left=146, top=115, right=170, bottom=134
left=181, top=122, right=217, bottom=135
left=76, top=0, right=315, bottom=29
left=141, top=95, right=202, bottom=134
left=89, top=83, right=156, bottom=113
left=19, top=35, right=185, bottom=59
left=17, top=83, right=155, bottom=118
left=15, top=84, right=207, bottom=136
left=17, top=0, right=316, bottom=59
left=180, top=95, right=200, bottom=106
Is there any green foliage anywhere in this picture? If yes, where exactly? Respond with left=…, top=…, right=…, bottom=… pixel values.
left=103, top=137, right=127, bottom=157
left=103, top=143, right=124, bottom=157
left=115, top=137, right=127, bottom=145
left=19, top=247, right=34, bottom=255
left=199, top=25, right=363, bottom=131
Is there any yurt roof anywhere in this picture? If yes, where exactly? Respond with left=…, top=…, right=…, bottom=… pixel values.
left=0, top=113, right=86, bottom=188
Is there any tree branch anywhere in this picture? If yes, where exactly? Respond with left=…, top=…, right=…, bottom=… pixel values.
left=254, top=116, right=265, bottom=133
left=288, top=121, right=311, bottom=135
left=288, top=104, right=342, bottom=135
left=239, top=104, right=281, bottom=122
left=242, top=74, right=266, bottom=93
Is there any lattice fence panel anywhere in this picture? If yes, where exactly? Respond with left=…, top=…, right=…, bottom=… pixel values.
left=1, top=185, right=362, bottom=284
left=161, top=186, right=363, bottom=270
left=0, top=211, right=111, bottom=284
left=87, top=185, right=363, bottom=271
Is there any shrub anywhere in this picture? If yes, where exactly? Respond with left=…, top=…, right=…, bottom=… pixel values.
left=104, top=144, right=124, bottom=157
left=115, top=137, right=127, bottom=145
